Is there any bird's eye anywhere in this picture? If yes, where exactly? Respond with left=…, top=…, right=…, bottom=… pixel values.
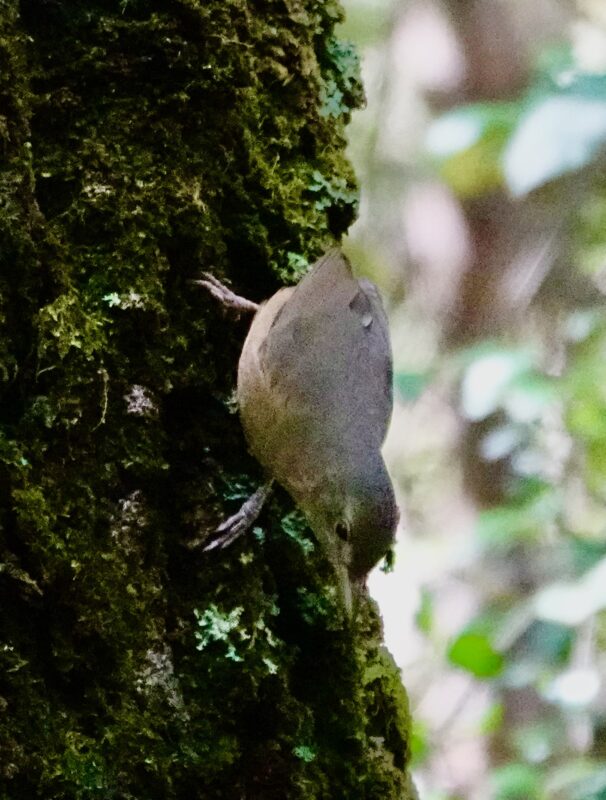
left=335, top=521, right=350, bottom=542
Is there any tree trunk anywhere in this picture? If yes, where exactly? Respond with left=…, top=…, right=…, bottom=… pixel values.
left=0, top=1, right=414, bottom=797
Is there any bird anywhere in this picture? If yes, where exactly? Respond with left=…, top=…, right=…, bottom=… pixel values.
left=196, top=250, right=398, bottom=611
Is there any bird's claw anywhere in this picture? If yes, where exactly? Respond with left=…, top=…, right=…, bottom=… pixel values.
left=202, top=482, right=273, bottom=552
left=194, top=272, right=259, bottom=314
left=203, top=508, right=255, bottom=551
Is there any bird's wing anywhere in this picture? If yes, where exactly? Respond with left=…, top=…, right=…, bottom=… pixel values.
left=260, top=250, right=393, bottom=453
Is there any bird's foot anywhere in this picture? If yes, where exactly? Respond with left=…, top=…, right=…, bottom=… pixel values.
left=203, top=482, right=273, bottom=551
left=194, top=273, right=259, bottom=314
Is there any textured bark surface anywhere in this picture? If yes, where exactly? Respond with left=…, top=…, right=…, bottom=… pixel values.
left=0, top=1, right=414, bottom=797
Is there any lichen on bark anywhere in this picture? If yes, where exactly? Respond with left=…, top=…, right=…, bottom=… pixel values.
left=0, top=1, right=414, bottom=797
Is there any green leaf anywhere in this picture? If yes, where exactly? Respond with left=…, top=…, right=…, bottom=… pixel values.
left=447, top=632, right=504, bottom=678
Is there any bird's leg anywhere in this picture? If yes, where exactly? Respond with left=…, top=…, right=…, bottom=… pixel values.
left=193, top=271, right=263, bottom=550
left=193, top=273, right=259, bottom=314
left=203, top=481, right=274, bottom=551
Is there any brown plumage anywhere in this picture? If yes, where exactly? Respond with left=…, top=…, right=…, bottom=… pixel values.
left=237, top=250, right=398, bottom=604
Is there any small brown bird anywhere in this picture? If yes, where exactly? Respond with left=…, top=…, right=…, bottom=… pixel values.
left=198, top=250, right=398, bottom=610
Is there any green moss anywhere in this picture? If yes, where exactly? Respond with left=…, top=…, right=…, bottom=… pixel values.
left=0, top=1, right=413, bottom=797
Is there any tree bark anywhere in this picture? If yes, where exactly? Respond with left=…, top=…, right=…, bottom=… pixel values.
left=0, top=1, right=414, bottom=797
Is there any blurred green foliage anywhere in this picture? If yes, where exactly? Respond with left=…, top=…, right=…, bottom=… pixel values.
left=428, top=50, right=606, bottom=198
left=343, top=1, right=606, bottom=796
left=424, top=45, right=606, bottom=799
left=448, top=632, right=504, bottom=679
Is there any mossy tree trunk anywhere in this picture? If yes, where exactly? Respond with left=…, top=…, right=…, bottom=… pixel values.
left=0, top=1, right=414, bottom=797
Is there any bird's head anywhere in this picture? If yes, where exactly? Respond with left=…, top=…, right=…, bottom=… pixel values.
left=306, top=460, right=399, bottom=614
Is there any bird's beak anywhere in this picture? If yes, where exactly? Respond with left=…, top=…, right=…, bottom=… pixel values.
left=335, top=566, right=367, bottom=620
left=335, top=563, right=354, bottom=617
left=350, top=575, right=367, bottom=621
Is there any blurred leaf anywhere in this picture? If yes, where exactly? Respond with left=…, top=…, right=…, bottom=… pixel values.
left=574, top=198, right=606, bottom=276
left=480, top=702, right=504, bottom=735
left=461, top=349, right=532, bottom=421
left=427, top=103, right=516, bottom=157
left=429, top=64, right=606, bottom=197
left=504, top=94, right=606, bottom=196
left=502, top=659, right=542, bottom=690
left=557, top=71, right=606, bottom=103
left=480, top=425, right=521, bottom=461
left=447, top=632, right=504, bottom=679
left=409, top=719, right=430, bottom=766
left=491, top=764, right=542, bottom=800
left=534, top=555, right=606, bottom=626
left=544, top=667, right=600, bottom=709
left=534, top=43, right=576, bottom=79
left=476, top=479, right=557, bottom=546
left=395, top=370, right=428, bottom=402
left=548, top=763, right=606, bottom=800
left=338, top=0, right=392, bottom=47
left=569, top=535, right=606, bottom=572
left=512, top=722, right=554, bottom=764
left=415, top=587, right=433, bottom=635
left=565, top=321, right=606, bottom=490
left=439, top=135, right=505, bottom=197
left=570, top=767, right=606, bottom=800
left=476, top=504, right=539, bottom=546
left=565, top=310, right=603, bottom=343
left=567, top=399, right=606, bottom=443
left=522, top=620, right=573, bottom=665
left=476, top=506, right=530, bottom=544
left=504, top=374, right=557, bottom=423
left=427, top=103, right=517, bottom=197
left=427, top=108, right=488, bottom=158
